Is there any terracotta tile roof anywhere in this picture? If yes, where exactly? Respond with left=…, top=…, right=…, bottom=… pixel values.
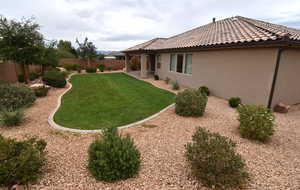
left=124, top=16, right=300, bottom=52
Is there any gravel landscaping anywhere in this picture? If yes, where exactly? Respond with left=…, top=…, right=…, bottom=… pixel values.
left=0, top=72, right=299, bottom=190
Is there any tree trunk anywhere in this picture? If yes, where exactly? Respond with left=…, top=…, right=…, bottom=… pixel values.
left=24, top=64, right=29, bottom=84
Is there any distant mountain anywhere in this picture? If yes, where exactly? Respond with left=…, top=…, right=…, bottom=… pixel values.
left=97, top=50, right=112, bottom=55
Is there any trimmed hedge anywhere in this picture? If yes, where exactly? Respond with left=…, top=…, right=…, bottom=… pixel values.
left=0, top=135, right=47, bottom=186
left=0, top=83, right=36, bottom=111
left=86, top=67, right=97, bottom=73
left=237, top=105, right=275, bottom=142
left=88, top=128, right=140, bottom=182
left=175, top=89, right=207, bottom=117
left=98, top=64, right=105, bottom=72
left=185, top=127, right=249, bottom=189
left=42, top=70, right=66, bottom=88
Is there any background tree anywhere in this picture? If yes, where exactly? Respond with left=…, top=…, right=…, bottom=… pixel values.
left=76, top=37, right=97, bottom=66
left=57, top=40, right=77, bottom=58
left=38, top=40, right=59, bottom=75
left=0, top=16, right=44, bottom=83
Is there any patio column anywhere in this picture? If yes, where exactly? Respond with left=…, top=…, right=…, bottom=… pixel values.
left=125, top=54, right=130, bottom=72
left=140, top=54, right=147, bottom=78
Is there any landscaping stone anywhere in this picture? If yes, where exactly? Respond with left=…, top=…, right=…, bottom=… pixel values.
left=274, top=103, right=290, bottom=113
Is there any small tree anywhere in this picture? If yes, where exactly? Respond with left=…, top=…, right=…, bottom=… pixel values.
left=76, top=37, right=97, bottom=66
left=0, top=16, right=44, bottom=83
left=38, top=41, right=59, bottom=75
left=57, top=40, right=77, bottom=58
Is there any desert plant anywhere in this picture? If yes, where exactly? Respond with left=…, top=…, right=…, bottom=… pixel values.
left=237, top=105, right=275, bottom=142
left=29, top=72, right=39, bottom=81
left=199, top=86, right=210, bottom=96
left=0, top=109, right=24, bottom=127
left=229, top=97, right=241, bottom=108
left=186, top=127, right=249, bottom=189
left=172, top=80, right=180, bottom=90
left=17, top=74, right=25, bottom=83
left=175, top=89, right=207, bottom=117
left=165, top=77, right=170, bottom=84
left=42, top=70, right=66, bottom=88
left=88, top=128, right=141, bottom=182
left=85, top=67, right=97, bottom=73
left=98, top=64, right=105, bottom=72
left=0, top=135, right=47, bottom=186
left=62, top=62, right=79, bottom=71
left=0, top=83, right=36, bottom=111
left=154, top=75, right=159, bottom=80
left=34, top=86, right=49, bottom=97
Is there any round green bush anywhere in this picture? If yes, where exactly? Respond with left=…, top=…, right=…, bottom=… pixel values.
left=29, top=72, right=39, bottom=81
left=98, top=64, right=105, bottom=72
left=154, top=75, right=159, bottom=80
left=237, top=105, right=275, bottom=142
left=199, top=86, right=210, bottom=96
left=0, top=109, right=24, bottom=127
left=42, top=70, right=66, bottom=88
left=0, top=135, right=47, bottom=186
left=175, top=89, right=207, bottom=117
left=229, top=97, right=241, bottom=108
left=63, top=63, right=80, bottom=71
left=185, top=127, right=249, bottom=189
left=88, top=128, right=140, bottom=182
left=0, top=83, right=36, bottom=111
left=86, top=67, right=97, bottom=73
left=34, top=87, right=49, bottom=97
left=17, top=74, right=25, bottom=83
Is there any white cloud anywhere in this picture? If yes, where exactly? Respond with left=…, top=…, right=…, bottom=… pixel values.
left=1, top=0, right=300, bottom=50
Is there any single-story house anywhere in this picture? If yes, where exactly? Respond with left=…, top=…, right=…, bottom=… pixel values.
left=123, top=16, right=300, bottom=108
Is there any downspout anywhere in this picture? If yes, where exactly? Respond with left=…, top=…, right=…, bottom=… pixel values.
left=267, top=48, right=283, bottom=108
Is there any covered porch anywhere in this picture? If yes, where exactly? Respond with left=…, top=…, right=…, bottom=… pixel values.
left=125, top=53, right=157, bottom=79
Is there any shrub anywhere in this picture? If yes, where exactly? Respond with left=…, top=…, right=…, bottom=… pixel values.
left=34, top=87, right=49, bottom=97
left=175, top=89, right=207, bottom=117
left=0, top=80, right=9, bottom=85
left=165, top=77, right=170, bottom=84
left=199, top=86, right=210, bottom=96
left=154, top=75, right=159, bottom=80
left=229, top=97, right=241, bottom=108
left=86, top=67, right=97, bottom=73
left=0, top=109, right=24, bottom=127
left=172, top=80, right=180, bottom=90
left=17, top=74, right=25, bottom=83
left=237, top=105, right=275, bottom=142
left=185, top=127, right=249, bottom=189
left=63, top=63, right=80, bottom=71
left=42, top=70, right=66, bottom=88
left=0, top=135, right=47, bottom=186
left=88, top=128, right=141, bottom=182
left=0, top=84, right=36, bottom=111
left=98, top=64, right=105, bottom=72
left=29, top=72, right=39, bottom=81
left=61, top=71, right=70, bottom=78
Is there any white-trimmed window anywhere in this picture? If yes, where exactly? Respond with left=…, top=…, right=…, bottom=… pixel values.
left=184, top=54, right=192, bottom=74
left=156, top=54, right=161, bottom=69
left=170, top=54, right=176, bottom=72
left=169, top=54, right=192, bottom=74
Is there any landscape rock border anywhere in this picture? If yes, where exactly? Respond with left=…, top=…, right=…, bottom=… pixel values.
left=48, top=72, right=175, bottom=133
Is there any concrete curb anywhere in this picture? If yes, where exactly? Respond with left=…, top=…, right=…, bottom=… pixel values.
left=48, top=72, right=175, bottom=133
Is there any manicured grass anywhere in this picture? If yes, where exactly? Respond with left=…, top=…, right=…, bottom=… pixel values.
left=54, top=73, right=175, bottom=130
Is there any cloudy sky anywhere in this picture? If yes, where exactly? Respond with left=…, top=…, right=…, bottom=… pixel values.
left=1, top=0, right=300, bottom=51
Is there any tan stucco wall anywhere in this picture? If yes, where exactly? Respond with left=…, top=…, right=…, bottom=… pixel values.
left=272, top=49, right=300, bottom=106
left=156, top=48, right=278, bottom=105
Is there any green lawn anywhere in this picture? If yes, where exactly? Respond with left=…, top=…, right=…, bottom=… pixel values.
left=54, top=73, right=175, bottom=130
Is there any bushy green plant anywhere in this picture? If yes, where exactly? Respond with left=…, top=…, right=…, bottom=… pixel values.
left=0, top=83, right=36, bottom=111
left=229, top=97, right=241, bottom=108
left=98, top=64, right=105, bottom=72
left=34, top=87, right=49, bottom=97
left=172, top=80, right=180, bottom=90
left=61, top=71, right=70, bottom=78
left=88, top=128, right=141, bottom=182
left=165, top=77, right=170, bottom=84
left=175, top=89, right=207, bottom=117
left=86, top=67, right=97, bottom=73
left=17, top=74, right=25, bottom=83
left=0, top=80, right=9, bottom=85
left=42, top=70, right=66, bottom=88
left=63, top=63, right=80, bottom=71
left=29, top=72, right=39, bottom=81
left=199, top=86, right=210, bottom=96
left=0, top=135, right=47, bottom=186
left=0, top=109, right=24, bottom=127
left=154, top=75, right=159, bottom=80
left=185, top=127, right=249, bottom=189
left=237, top=105, right=275, bottom=142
